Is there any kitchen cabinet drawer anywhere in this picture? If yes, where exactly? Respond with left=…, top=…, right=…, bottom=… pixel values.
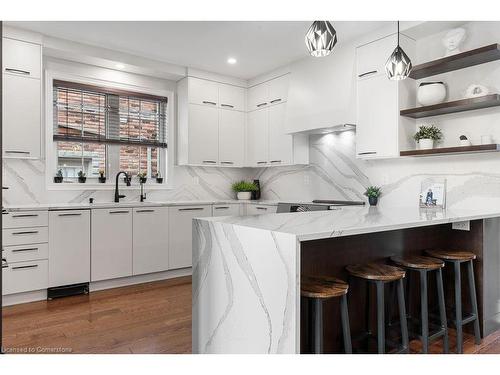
left=2, top=259, right=48, bottom=295
left=2, top=73, right=41, bottom=159
left=3, top=243, right=48, bottom=263
left=2, top=210, right=48, bottom=229
left=212, top=204, right=241, bottom=217
left=188, top=77, right=219, bottom=106
left=49, top=210, right=91, bottom=287
left=133, top=207, right=169, bottom=275
left=219, top=83, right=245, bottom=111
left=2, top=37, right=41, bottom=79
left=91, top=208, right=133, bottom=282
left=246, top=204, right=277, bottom=215
left=3, top=227, right=48, bottom=246
left=169, top=205, right=212, bottom=269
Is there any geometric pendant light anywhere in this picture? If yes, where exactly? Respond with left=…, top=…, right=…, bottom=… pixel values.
left=305, top=21, right=338, bottom=57
left=385, top=21, right=412, bottom=80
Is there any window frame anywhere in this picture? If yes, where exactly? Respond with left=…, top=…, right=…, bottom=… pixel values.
left=45, top=70, right=175, bottom=190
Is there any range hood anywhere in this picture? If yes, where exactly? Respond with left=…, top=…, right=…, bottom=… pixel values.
left=288, top=123, right=356, bottom=135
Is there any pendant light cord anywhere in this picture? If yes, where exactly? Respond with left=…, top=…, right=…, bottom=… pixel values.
left=397, top=21, right=400, bottom=47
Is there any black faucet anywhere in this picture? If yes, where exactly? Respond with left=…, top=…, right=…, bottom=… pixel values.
left=140, top=180, right=147, bottom=202
left=114, top=171, right=130, bottom=202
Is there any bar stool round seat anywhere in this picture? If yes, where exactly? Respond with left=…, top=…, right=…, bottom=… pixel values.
left=301, top=276, right=348, bottom=299
left=345, top=263, right=405, bottom=281
left=390, top=255, right=444, bottom=270
left=425, top=249, right=476, bottom=261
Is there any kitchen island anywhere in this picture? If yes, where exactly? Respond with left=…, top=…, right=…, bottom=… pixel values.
left=192, top=206, right=500, bottom=353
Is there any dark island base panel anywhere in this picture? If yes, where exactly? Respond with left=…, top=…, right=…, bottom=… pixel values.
left=299, top=219, right=500, bottom=354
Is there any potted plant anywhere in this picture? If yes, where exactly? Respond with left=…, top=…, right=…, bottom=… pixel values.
left=98, top=169, right=106, bottom=183
left=232, top=180, right=258, bottom=200
left=137, top=172, right=147, bottom=184
left=78, top=170, right=87, bottom=183
left=155, top=172, right=164, bottom=184
left=54, top=169, right=63, bottom=183
left=364, top=186, right=381, bottom=206
left=413, top=125, right=443, bottom=150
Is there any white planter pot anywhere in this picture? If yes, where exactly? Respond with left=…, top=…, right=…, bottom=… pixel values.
left=417, top=82, right=447, bottom=106
left=418, top=138, right=434, bottom=150
left=459, top=139, right=472, bottom=147
left=237, top=191, right=252, bottom=200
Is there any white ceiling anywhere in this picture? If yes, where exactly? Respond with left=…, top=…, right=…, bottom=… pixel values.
left=8, top=21, right=390, bottom=80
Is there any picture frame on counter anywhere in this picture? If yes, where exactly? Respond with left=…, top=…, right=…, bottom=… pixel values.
left=419, top=178, right=446, bottom=209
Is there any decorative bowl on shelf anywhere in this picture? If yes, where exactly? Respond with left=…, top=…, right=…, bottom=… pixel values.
left=417, top=82, right=447, bottom=106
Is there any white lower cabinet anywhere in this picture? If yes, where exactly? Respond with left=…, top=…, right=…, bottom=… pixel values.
left=212, top=203, right=241, bottom=217
left=132, top=207, right=169, bottom=275
left=169, top=205, right=212, bottom=269
left=48, top=210, right=90, bottom=288
left=91, top=208, right=133, bottom=282
left=246, top=204, right=277, bottom=215
left=3, top=259, right=48, bottom=295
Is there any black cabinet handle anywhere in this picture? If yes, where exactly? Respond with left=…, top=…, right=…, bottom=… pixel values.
left=58, top=213, right=82, bottom=217
left=221, top=104, right=235, bottom=108
left=12, top=264, right=38, bottom=270
left=109, top=210, right=130, bottom=214
left=12, top=214, right=39, bottom=218
left=12, top=231, right=39, bottom=235
left=358, top=70, right=378, bottom=78
left=270, top=98, right=282, bottom=104
left=256, top=102, right=268, bottom=108
left=136, top=209, right=155, bottom=213
left=178, top=207, right=205, bottom=211
left=357, top=151, right=377, bottom=155
left=202, top=101, right=217, bottom=105
left=5, top=68, right=30, bottom=75
left=12, top=247, right=38, bottom=253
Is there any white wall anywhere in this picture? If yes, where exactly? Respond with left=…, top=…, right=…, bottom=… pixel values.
left=253, top=21, right=500, bottom=210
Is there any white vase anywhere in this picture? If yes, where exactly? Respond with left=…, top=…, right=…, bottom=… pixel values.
left=417, top=82, right=447, bottom=106
left=459, top=139, right=471, bottom=147
left=237, top=191, right=252, bottom=200
left=418, top=139, right=434, bottom=150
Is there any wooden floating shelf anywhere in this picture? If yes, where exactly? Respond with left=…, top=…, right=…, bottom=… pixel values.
left=400, top=144, right=500, bottom=157
left=400, top=94, right=500, bottom=119
left=409, top=43, right=500, bottom=79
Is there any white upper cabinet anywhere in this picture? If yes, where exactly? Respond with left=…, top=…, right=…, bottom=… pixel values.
left=246, top=108, right=269, bottom=166
left=2, top=37, right=42, bottom=159
left=2, top=37, right=41, bottom=79
left=187, top=104, right=219, bottom=165
left=219, top=109, right=245, bottom=166
left=219, top=83, right=245, bottom=111
left=355, top=33, right=415, bottom=159
left=268, top=103, right=292, bottom=165
left=286, top=44, right=356, bottom=134
left=248, top=74, right=289, bottom=111
left=188, top=77, right=219, bottom=106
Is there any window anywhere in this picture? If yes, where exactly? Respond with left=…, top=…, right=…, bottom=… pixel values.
left=53, top=80, right=167, bottom=183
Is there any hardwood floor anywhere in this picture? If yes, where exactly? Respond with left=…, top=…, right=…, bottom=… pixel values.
left=2, top=276, right=500, bottom=354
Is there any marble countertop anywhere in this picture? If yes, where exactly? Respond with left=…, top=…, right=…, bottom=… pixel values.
left=3, top=199, right=280, bottom=211
left=199, top=205, right=500, bottom=241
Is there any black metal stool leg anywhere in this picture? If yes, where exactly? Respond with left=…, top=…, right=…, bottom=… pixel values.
left=466, top=260, right=481, bottom=345
left=454, top=261, right=463, bottom=354
left=397, top=278, right=409, bottom=353
left=376, top=281, right=385, bottom=354
left=340, top=294, right=352, bottom=354
left=313, top=298, right=323, bottom=354
left=420, top=270, right=429, bottom=353
left=436, top=268, right=449, bottom=354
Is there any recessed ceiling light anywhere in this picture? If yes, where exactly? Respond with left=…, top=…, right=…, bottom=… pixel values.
left=115, top=63, right=125, bottom=69
left=227, top=57, right=237, bottom=65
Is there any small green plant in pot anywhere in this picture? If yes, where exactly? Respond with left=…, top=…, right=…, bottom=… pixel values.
left=155, top=172, right=163, bottom=184
left=98, top=169, right=106, bottom=183
left=78, top=170, right=86, bottom=183
left=413, top=125, right=443, bottom=150
left=54, top=169, right=63, bottom=183
left=137, top=172, right=147, bottom=184
left=232, top=180, right=258, bottom=200
left=364, top=186, right=382, bottom=206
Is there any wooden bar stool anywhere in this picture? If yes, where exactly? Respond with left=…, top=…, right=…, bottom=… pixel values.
left=425, top=250, right=481, bottom=353
left=390, top=255, right=449, bottom=353
left=346, top=263, right=409, bottom=354
left=301, top=276, right=352, bottom=354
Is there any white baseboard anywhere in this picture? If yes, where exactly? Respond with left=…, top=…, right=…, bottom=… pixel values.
left=2, top=267, right=192, bottom=307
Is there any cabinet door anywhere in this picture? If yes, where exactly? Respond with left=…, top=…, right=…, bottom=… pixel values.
left=246, top=108, right=269, bottom=166
left=188, top=77, right=219, bottom=106
left=212, top=204, right=241, bottom=217
left=133, top=207, right=169, bottom=275
left=356, top=74, right=399, bottom=159
left=2, top=74, right=41, bottom=158
left=268, top=75, right=289, bottom=104
left=246, top=204, right=277, bottom=215
left=219, top=109, right=245, bottom=166
left=3, top=260, right=48, bottom=295
left=356, top=34, right=397, bottom=79
left=219, top=84, right=245, bottom=111
left=247, top=83, right=269, bottom=111
left=91, top=209, right=133, bottom=281
left=268, top=103, right=292, bottom=165
left=2, top=38, right=41, bottom=79
left=169, top=205, right=212, bottom=269
left=49, top=210, right=90, bottom=287
left=188, top=104, right=219, bottom=165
